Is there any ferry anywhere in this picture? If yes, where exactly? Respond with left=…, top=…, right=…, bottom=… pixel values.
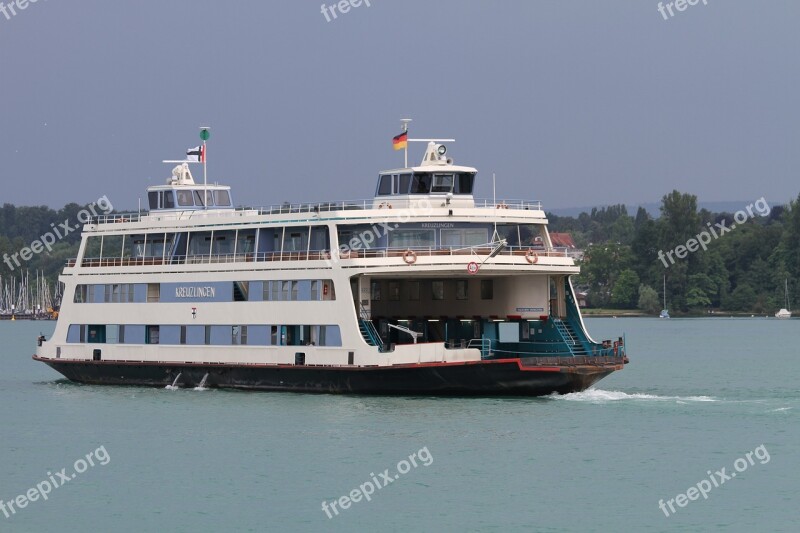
left=33, top=127, right=628, bottom=395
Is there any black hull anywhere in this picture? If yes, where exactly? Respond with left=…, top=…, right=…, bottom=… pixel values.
left=34, top=356, right=625, bottom=396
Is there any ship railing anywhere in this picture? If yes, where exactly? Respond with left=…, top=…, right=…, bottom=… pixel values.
left=69, top=245, right=571, bottom=268
left=473, top=199, right=543, bottom=210
left=90, top=213, right=144, bottom=224
left=87, top=199, right=545, bottom=225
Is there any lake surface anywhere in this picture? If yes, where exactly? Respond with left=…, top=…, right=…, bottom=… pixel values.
left=0, top=318, right=797, bottom=532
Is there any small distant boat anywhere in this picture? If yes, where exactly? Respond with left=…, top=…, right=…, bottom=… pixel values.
left=775, top=279, right=791, bottom=319
left=659, top=276, right=670, bottom=319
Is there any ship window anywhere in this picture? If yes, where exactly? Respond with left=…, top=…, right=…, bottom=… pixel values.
left=88, top=325, right=106, bottom=343
left=481, top=280, right=494, bottom=300
left=177, top=190, right=194, bottom=206
left=388, top=229, right=434, bottom=249
left=213, top=230, right=236, bottom=255
left=283, top=227, right=308, bottom=252
left=271, top=325, right=278, bottom=345
left=281, top=281, right=290, bottom=301
left=411, top=173, right=432, bottom=194
left=309, top=226, right=329, bottom=251
left=455, top=173, right=475, bottom=194
left=215, top=190, right=231, bottom=206
left=431, top=174, right=454, bottom=193
left=204, top=190, right=215, bottom=206
left=441, top=228, right=489, bottom=247
left=456, top=280, right=468, bottom=300
left=408, top=281, right=420, bottom=301
left=147, top=283, right=160, bottom=303
left=188, top=231, right=212, bottom=257
left=67, top=324, right=81, bottom=343
left=311, top=281, right=319, bottom=301
left=497, top=224, right=522, bottom=247
left=194, top=190, right=205, bottom=206
left=398, top=173, right=411, bottom=194
left=148, top=191, right=159, bottom=210
left=389, top=281, right=400, bottom=301
left=371, top=281, right=381, bottom=301
left=146, top=325, right=160, bottom=345
left=377, top=175, right=392, bottom=195
left=291, top=281, right=299, bottom=301
left=180, top=326, right=187, bottom=344
left=432, top=281, right=445, bottom=300
left=236, top=229, right=257, bottom=255
left=162, top=191, right=175, bottom=209
left=74, top=285, right=87, bottom=303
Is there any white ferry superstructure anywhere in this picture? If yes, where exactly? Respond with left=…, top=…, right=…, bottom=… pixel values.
left=34, top=135, right=628, bottom=395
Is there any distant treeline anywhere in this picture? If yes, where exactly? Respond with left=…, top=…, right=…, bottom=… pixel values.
left=548, top=191, right=800, bottom=314
left=1, top=193, right=798, bottom=315
left=0, top=203, right=90, bottom=281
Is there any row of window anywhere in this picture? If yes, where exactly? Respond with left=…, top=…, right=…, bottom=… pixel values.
left=371, top=279, right=493, bottom=301
left=149, top=188, right=232, bottom=210
left=68, top=324, right=342, bottom=347
left=83, top=226, right=330, bottom=262
left=81, top=223, right=545, bottom=263
left=74, top=280, right=336, bottom=303
left=375, top=172, right=476, bottom=196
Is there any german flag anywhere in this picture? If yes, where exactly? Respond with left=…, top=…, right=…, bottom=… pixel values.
left=392, top=131, right=408, bottom=151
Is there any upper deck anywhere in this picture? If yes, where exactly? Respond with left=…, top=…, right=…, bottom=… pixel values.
left=64, top=137, right=573, bottom=272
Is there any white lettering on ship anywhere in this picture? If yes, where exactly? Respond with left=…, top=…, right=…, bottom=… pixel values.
left=175, top=286, right=216, bottom=298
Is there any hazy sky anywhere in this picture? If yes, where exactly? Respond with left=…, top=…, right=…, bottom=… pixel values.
left=1, top=0, right=798, bottom=211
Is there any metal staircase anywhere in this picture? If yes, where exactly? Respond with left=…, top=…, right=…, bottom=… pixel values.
left=358, top=307, right=385, bottom=351
left=552, top=318, right=588, bottom=356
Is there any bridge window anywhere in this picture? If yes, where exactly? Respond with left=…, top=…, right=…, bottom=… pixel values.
left=411, top=173, right=432, bottom=194
left=455, top=173, right=475, bottom=194
left=377, top=175, right=392, bottom=195
left=176, top=190, right=194, bottom=207
left=194, top=190, right=205, bottom=206
left=215, top=190, right=232, bottom=206
left=431, top=174, right=454, bottom=193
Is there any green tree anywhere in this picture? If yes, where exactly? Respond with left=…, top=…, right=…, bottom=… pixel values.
left=611, top=269, right=640, bottom=308
left=637, top=284, right=661, bottom=314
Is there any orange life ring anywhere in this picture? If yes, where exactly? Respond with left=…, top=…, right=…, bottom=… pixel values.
left=403, top=249, right=417, bottom=264
left=379, top=202, right=393, bottom=209
left=525, top=249, right=539, bottom=264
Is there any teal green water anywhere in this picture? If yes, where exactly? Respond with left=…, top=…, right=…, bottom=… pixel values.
left=0, top=319, right=797, bottom=532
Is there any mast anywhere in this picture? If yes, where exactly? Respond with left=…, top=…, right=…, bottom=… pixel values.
left=400, top=119, right=411, bottom=168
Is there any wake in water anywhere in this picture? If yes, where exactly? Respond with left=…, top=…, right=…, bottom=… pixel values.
left=550, top=389, right=718, bottom=403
